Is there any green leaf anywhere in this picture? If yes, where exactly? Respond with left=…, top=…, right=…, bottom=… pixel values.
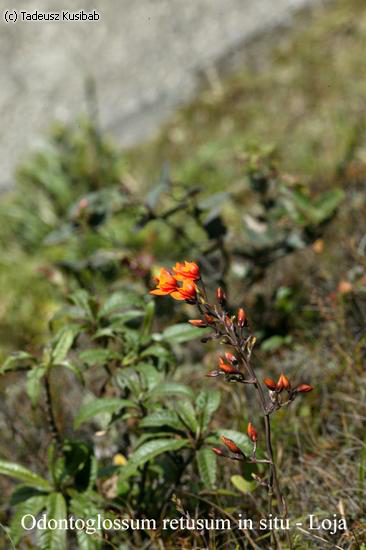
left=313, top=189, right=344, bottom=222
left=119, top=438, right=189, bottom=481
left=69, top=492, right=103, bottom=550
left=150, top=382, right=194, bottom=400
left=79, top=348, right=119, bottom=367
left=141, top=300, right=155, bottom=341
left=215, top=429, right=253, bottom=456
left=231, top=474, right=255, bottom=494
left=0, top=351, right=34, bottom=374
left=69, top=289, right=94, bottom=320
left=74, top=398, right=136, bottom=429
left=26, top=365, right=46, bottom=407
left=52, top=325, right=78, bottom=363
left=37, top=492, right=67, bottom=550
left=139, top=410, right=185, bottom=432
left=176, top=399, right=198, bottom=434
left=10, top=485, right=48, bottom=505
left=136, top=363, right=162, bottom=391
left=0, top=460, right=51, bottom=490
left=196, top=448, right=217, bottom=489
left=99, top=289, right=145, bottom=318
left=196, top=389, right=221, bottom=432
left=161, top=323, right=210, bottom=344
left=10, top=495, right=48, bottom=544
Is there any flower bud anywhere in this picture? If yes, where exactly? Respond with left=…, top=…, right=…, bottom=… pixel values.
left=295, top=384, right=313, bottom=393
left=263, top=377, right=277, bottom=391
left=218, top=357, right=238, bottom=374
left=188, top=319, right=207, bottom=328
left=206, top=369, right=222, bottom=377
left=224, top=315, right=233, bottom=328
left=221, top=436, right=242, bottom=454
left=237, top=308, right=247, bottom=327
left=216, top=287, right=226, bottom=306
left=212, top=447, right=226, bottom=457
left=247, top=422, right=258, bottom=443
left=225, top=352, right=238, bottom=365
left=278, top=373, right=290, bottom=391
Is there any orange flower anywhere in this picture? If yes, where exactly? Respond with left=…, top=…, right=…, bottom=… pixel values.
left=150, top=268, right=179, bottom=296
left=171, top=280, right=197, bottom=301
left=173, top=261, right=200, bottom=281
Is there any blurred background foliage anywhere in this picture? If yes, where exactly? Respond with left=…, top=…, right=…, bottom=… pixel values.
left=1, top=0, right=366, bottom=547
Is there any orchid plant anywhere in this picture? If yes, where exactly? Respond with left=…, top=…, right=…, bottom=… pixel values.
left=151, top=260, right=314, bottom=549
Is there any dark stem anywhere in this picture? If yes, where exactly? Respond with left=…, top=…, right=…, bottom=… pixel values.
left=44, top=371, right=62, bottom=452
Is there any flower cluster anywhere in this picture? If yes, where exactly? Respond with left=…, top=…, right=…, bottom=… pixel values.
left=150, top=262, right=200, bottom=302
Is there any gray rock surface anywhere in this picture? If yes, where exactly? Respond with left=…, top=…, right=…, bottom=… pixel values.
left=1, top=0, right=320, bottom=188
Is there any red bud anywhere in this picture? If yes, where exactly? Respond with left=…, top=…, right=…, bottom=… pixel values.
left=247, top=422, right=258, bottom=443
left=237, top=308, right=247, bottom=327
left=263, top=377, right=277, bottom=391
left=221, top=436, right=242, bottom=454
left=188, top=319, right=207, bottom=328
left=295, top=384, right=313, bottom=393
left=212, top=447, right=226, bottom=457
left=216, top=287, right=226, bottom=306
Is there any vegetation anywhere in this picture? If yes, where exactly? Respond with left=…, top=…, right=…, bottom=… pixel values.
left=1, top=0, right=366, bottom=548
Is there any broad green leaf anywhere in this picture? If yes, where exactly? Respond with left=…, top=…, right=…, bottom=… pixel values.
left=176, top=400, right=198, bottom=434
left=69, top=289, right=94, bottom=320
left=196, top=448, right=217, bottom=489
left=215, top=429, right=252, bottom=456
left=0, top=351, right=34, bottom=374
left=136, top=363, right=161, bottom=391
left=161, top=323, right=210, bottom=344
left=79, top=349, right=119, bottom=367
left=52, top=325, right=78, bottom=363
left=10, top=485, right=48, bottom=505
left=231, top=474, right=255, bottom=494
left=74, top=398, right=137, bottom=429
left=99, top=289, right=145, bottom=318
left=0, top=460, right=51, bottom=491
left=69, top=492, right=103, bottom=549
left=196, top=389, right=221, bottom=432
left=150, top=382, right=194, bottom=400
left=37, top=492, right=67, bottom=550
left=26, top=366, right=46, bottom=407
left=10, top=495, right=48, bottom=544
left=139, top=410, right=185, bottom=432
left=119, top=438, right=189, bottom=481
